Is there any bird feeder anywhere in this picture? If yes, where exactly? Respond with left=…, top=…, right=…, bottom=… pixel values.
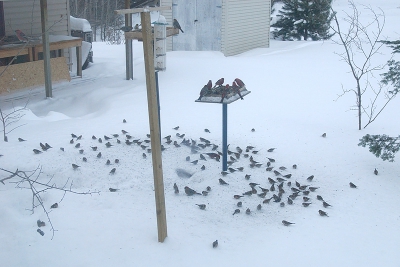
left=195, top=79, right=251, bottom=171
left=153, top=18, right=167, bottom=71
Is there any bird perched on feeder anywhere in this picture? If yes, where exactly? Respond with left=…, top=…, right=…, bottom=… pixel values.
left=235, top=78, right=245, bottom=87
left=232, top=81, right=244, bottom=100
left=214, top=78, right=224, bottom=88
left=120, top=25, right=133, bottom=32
left=220, top=84, right=229, bottom=103
left=198, top=82, right=211, bottom=101
left=173, top=19, right=184, bottom=33
left=15, top=30, right=30, bottom=42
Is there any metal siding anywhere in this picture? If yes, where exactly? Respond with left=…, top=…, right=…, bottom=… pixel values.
left=160, top=0, right=173, bottom=51
left=221, top=0, right=270, bottom=56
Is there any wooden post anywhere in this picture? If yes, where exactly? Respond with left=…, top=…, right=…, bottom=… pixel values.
left=141, top=11, right=167, bottom=243
left=40, top=0, right=52, bottom=98
left=125, top=0, right=133, bottom=80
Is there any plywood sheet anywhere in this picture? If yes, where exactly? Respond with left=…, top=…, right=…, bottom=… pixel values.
left=0, top=57, right=71, bottom=94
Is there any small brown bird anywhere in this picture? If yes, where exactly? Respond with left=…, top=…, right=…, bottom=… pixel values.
left=212, top=240, right=218, bottom=248
left=267, top=148, right=276, bottom=152
left=268, top=177, right=276, bottom=184
left=307, top=175, right=314, bottom=182
left=196, top=204, right=206, bottom=210
left=319, top=210, right=329, bottom=217
left=184, top=186, right=201, bottom=196
left=219, top=178, right=229, bottom=185
left=323, top=201, right=332, bottom=208
left=287, top=197, right=293, bottom=205
left=235, top=78, right=245, bottom=87
left=97, top=152, right=102, bottom=158
left=233, top=209, right=240, bottom=215
left=109, top=188, right=119, bottom=192
left=173, top=183, right=179, bottom=194
left=303, top=197, right=311, bottom=202
left=309, top=186, right=319, bottom=192
left=214, top=77, right=224, bottom=87
left=302, top=202, right=312, bottom=207
left=316, top=195, right=324, bottom=201
left=72, top=163, right=80, bottom=169
left=322, top=133, right=326, bottom=137
left=173, top=19, right=184, bottom=33
left=109, top=168, right=116, bottom=174
left=282, top=220, right=295, bottom=226
left=245, top=174, right=251, bottom=180
left=374, top=168, right=378, bottom=175
left=349, top=182, right=357, bottom=188
left=173, top=126, right=179, bottom=130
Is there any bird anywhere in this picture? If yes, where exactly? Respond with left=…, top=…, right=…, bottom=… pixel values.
left=83, top=157, right=87, bottom=162
left=237, top=201, right=242, bottom=207
left=97, top=152, right=102, bottom=158
left=201, top=165, right=206, bottom=170
left=258, top=192, right=267, bottom=198
left=18, top=138, right=26, bottom=142
left=173, top=19, right=184, bottom=33
left=202, top=191, right=208, bottom=196
left=212, top=240, right=218, bottom=248
left=251, top=128, right=255, bottom=132
left=303, top=197, right=311, bottom=202
left=257, top=204, right=262, bottom=210
left=243, top=190, right=253, bottom=196
left=37, top=229, right=45, bottom=236
left=98, top=138, right=102, bottom=143
left=76, top=135, right=82, bottom=140
left=91, top=146, right=98, bottom=151
left=50, top=203, right=58, bottom=209
left=15, top=29, right=29, bottom=42
left=109, top=188, right=119, bottom=192
left=204, top=128, right=210, bottom=133
left=79, top=149, right=84, bottom=154
left=323, top=201, right=332, bottom=208
left=282, top=220, right=295, bottom=226
left=219, top=178, right=229, bottom=185
left=319, top=210, right=329, bottom=217
left=191, top=160, right=198, bottom=165
left=198, top=85, right=210, bottom=101
left=40, top=143, right=48, bottom=151
left=109, top=168, right=116, bottom=174
left=206, top=186, right=211, bottom=191
left=196, top=204, right=206, bottom=210
left=267, top=157, right=276, bottom=162
left=302, top=202, right=312, bottom=207
left=292, top=164, right=297, bottom=169
left=184, top=186, right=201, bottom=196
left=60, top=147, right=65, bottom=152
left=280, top=202, right=285, bottom=207
left=232, top=81, right=244, bottom=100
left=123, top=119, right=127, bottom=123
left=173, top=126, right=179, bottom=130
left=92, top=135, right=97, bottom=140
left=322, top=133, right=326, bottom=137
left=307, top=175, right=314, bottom=181
left=37, top=220, right=46, bottom=227
left=233, top=209, right=240, bottom=215
left=75, top=143, right=81, bottom=148
left=246, top=208, right=251, bottom=215
left=349, top=182, right=357, bottom=188
left=268, top=177, right=276, bottom=184
left=105, top=142, right=113, bottom=148
left=173, top=183, right=179, bottom=194
left=33, top=149, right=42, bottom=154
left=104, top=135, right=111, bottom=140
left=316, top=195, right=324, bottom=201
left=214, top=78, right=224, bottom=87
left=374, top=168, right=378, bottom=175
left=69, top=139, right=74, bottom=144
left=235, top=78, right=245, bottom=87
left=309, top=186, right=319, bottom=192
left=267, top=148, right=276, bottom=152
left=245, top=174, right=251, bottom=180
left=234, top=195, right=243, bottom=199
left=120, top=25, right=133, bottom=32
left=142, top=153, right=147, bottom=159
left=72, top=164, right=80, bottom=169
left=106, top=159, right=111, bottom=165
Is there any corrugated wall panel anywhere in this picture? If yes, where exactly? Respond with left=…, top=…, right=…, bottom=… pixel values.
left=221, top=0, right=270, bottom=56
left=160, top=0, right=173, bottom=51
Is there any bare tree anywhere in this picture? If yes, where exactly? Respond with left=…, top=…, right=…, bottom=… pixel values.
left=0, top=99, right=29, bottom=142
left=330, top=1, right=391, bottom=130
left=0, top=166, right=99, bottom=239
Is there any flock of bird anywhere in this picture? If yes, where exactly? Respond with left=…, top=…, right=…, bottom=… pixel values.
left=16, top=120, right=365, bottom=247
left=197, top=78, right=247, bottom=103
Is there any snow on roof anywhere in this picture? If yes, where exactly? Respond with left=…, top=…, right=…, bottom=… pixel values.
left=70, top=16, right=92, bottom=32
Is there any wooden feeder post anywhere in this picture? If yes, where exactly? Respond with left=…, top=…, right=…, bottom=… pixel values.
left=141, top=11, right=167, bottom=243
left=40, top=0, right=52, bottom=97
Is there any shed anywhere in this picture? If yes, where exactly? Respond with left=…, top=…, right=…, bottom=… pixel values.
left=160, top=0, right=271, bottom=56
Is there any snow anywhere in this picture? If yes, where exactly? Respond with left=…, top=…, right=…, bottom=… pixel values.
left=1, top=1, right=400, bottom=266
left=70, top=16, right=92, bottom=33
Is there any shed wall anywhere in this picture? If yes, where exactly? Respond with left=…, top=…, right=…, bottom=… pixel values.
left=221, top=0, right=270, bottom=56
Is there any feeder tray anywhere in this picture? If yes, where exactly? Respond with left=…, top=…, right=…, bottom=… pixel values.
left=125, top=27, right=179, bottom=41
left=195, top=85, right=251, bottom=104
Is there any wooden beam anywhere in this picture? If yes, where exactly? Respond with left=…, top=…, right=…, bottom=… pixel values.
left=125, top=0, right=133, bottom=80
left=40, top=0, right=52, bottom=98
left=115, top=6, right=171, bottom=15
left=141, top=11, right=167, bottom=243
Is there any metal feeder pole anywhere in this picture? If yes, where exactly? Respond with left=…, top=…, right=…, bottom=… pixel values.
left=222, top=103, right=228, bottom=171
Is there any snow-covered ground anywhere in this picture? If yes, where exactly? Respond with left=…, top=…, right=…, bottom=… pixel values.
left=1, top=1, right=400, bottom=266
